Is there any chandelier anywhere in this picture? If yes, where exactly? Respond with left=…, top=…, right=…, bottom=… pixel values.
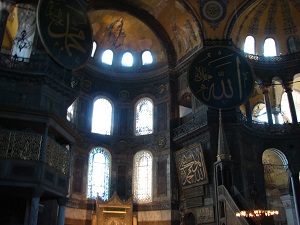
left=236, top=209, right=279, bottom=225
left=236, top=185, right=279, bottom=225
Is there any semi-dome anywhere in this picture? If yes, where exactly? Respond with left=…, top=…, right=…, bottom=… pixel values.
left=229, top=0, right=300, bottom=55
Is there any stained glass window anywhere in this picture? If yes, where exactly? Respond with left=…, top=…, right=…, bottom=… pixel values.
left=87, top=147, right=111, bottom=200
left=92, top=97, right=113, bottom=135
left=135, top=98, right=153, bottom=136
left=133, top=151, right=152, bottom=203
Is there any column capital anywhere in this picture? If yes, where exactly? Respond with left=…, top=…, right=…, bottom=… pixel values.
left=57, top=197, right=69, bottom=206
left=258, top=83, right=271, bottom=94
left=282, top=81, right=294, bottom=92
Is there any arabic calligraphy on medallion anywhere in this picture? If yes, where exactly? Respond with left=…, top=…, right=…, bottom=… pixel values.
left=188, top=46, right=254, bottom=109
left=37, top=0, right=93, bottom=69
left=176, top=144, right=208, bottom=188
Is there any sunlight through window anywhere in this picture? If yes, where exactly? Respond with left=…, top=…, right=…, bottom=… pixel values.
left=244, top=36, right=255, bottom=54
left=122, top=52, right=133, bottom=67
left=91, top=42, right=97, bottom=57
left=142, top=51, right=153, bottom=65
left=87, top=147, right=111, bottom=200
left=133, top=151, right=152, bottom=203
left=135, top=98, right=153, bottom=135
left=264, top=38, right=277, bottom=56
left=102, top=49, right=113, bottom=65
left=92, top=97, right=113, bottom=135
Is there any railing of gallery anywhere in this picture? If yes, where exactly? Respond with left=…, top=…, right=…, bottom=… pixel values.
left=173, top=111, right=300, bottom=140
left=0, top=129, right=70, bottom=175
left=0, top=53, right=80, bottom=91
left=173, top=110, right=208, bottom=140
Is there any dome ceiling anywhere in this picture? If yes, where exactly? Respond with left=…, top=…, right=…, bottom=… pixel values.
left=2, top=0, right=300, bottom=72
left=230, top=0, right=300, bottom=55
left=89, top=10, right=168, bottom=66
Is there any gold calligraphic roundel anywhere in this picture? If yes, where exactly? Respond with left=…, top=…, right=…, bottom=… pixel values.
left=37, top=0, right=93, bottom=70
left=188, top=46, right=254, bottom=109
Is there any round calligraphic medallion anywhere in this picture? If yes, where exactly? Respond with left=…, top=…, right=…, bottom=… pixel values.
left=188, top=46, right=254, bottom=109
left=37, top=0, right=93, bottom=70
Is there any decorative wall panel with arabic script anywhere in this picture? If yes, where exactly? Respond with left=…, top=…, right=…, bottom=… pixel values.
left=175, top=143, right=208, bottom=189
left=188, top=46, right=254, bottom=109
left=37, top=0, right=93, bottom=70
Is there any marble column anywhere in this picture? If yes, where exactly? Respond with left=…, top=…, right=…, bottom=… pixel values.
left=28, top=188, right=44, bottom=225
left=280, top=194, right=297, bottom=225
left=287, top=168, right=300, bottom=225
left=283, top=81, right=298, bottom=124
left=260, top=84, right=273, bottom=125
left=57, top=197, right=68, bottom=225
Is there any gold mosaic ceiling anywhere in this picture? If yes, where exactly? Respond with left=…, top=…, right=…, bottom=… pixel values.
left=86, top=0, right=300, bottom=69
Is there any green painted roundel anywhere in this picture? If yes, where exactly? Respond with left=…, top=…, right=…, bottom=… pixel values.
left=188, top=46, right=254, bottom=109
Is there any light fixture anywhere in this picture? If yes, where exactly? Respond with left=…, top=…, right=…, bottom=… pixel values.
left=236, top=185, right=279, bottom=225
left=236, top=209, right=279, bottom=225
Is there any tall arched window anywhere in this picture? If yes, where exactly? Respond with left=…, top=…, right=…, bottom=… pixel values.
left=87, top=147, right=111, bottom=200
left=281, top=90, right=300, bottom=123
left=92, top=97, right=113, bottom=135
left=244, top=36, right=255, bottom=54
left=91, top=42, right=97, bottom=57
left=122, top=52, right=133, bottom=67
left=133, top=151, right=153, bottom=203
left=264, top=38, right=277, bottom=56
left=142, top=50, right=153, bottom=65
left=135, top=98, right=153, bottom=136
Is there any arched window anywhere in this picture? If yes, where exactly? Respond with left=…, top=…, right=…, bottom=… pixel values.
left=264, top=38, right=277, bottom=56
left=244, top=36, right=255, bottom=54
left=92, top=97, right=113, bottom=135
left=135, top=98, right=153, bottom=136
left=252, top=103, right=268, bottom=122
left=102, top=49, right=113, bottom=65
left=133, top=151, right=153, bottom=203
left=122, top=52, right=133, bottom=67
left=281, top=90, right=300, bottom=123
left=91, top=41, right=97, bottom=57
left=142, top=50, right=153, bottom=65
left=87, top=147, right=111, bottom=200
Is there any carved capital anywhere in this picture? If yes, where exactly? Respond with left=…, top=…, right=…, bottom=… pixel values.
left=282, top=81, right=294, bottom=93
left=258, top=83, right=271, bottom=94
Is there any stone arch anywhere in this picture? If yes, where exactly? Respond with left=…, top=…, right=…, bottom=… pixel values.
left=262, top=148, right=296, bottom=225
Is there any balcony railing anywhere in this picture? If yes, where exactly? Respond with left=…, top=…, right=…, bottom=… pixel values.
left=0, top=53, right=80, bottom=91
left=0, top=129, right=70, bottom=175
left=173, top=110, right=300, bottom=141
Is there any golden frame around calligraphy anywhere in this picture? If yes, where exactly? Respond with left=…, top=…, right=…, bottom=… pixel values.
left=175, top=143, right=208, bottom=189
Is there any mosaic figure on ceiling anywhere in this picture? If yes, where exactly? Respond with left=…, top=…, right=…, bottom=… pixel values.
left=101, top=16, right=126, bottom=49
